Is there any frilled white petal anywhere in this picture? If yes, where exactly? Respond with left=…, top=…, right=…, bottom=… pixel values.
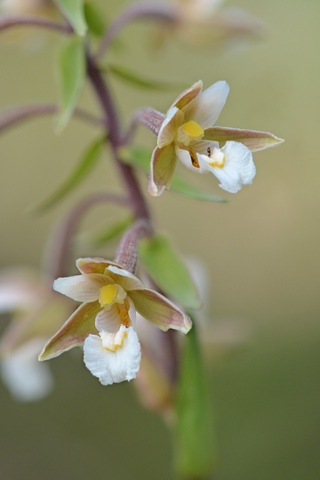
left=176, top=146, right=209, bottom=173
left=157, top=107, right=184, bottom=148
left=183, top=81, right=230, bottom=129
left=1, top=338, right=54, bottom=402
left=203, top=141, right=256, bottom=193
left=83, top=326, right=141, bottom=386
left=95, top=297, right=135, bottom=333
left=106, top=266, right=144, bottom=291
left=53, top=274, right=112, bottom=302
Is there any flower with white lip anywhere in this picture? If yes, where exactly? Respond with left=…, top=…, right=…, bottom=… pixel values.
left=0, top=268, right=73, bottom=401
left=171, top=0, right=264, bottom=48
left=40, top=257, right=192, bottom=386
left=148, top=80, right=284, bottom=196
left=0, top=0, right=53, bottom=15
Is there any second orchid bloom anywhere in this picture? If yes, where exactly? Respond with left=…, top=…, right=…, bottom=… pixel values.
left=39, top=257, right=191, bottom=386
left=149, top=80, right=283, bottom=196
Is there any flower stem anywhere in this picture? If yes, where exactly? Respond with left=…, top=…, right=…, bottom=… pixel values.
left=0, top=15, right=72, bottom=34
left=44, top=193, right=128, bottom=282
left=95, top=2, right=177, bottom=60
left=114, top=219, right=151, bottom=273
left=86, top=54, right=151, bottom=223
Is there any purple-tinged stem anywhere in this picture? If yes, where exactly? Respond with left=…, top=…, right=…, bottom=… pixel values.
left=125, top=107, right=165, bottom=145
left=96, top=2, right=177, bottom=60
left=86, top=54, right=151, bottom=222
left=0, top=104, right=106, bottom=134
left=44, top=193, right=129, bottom=282
left=0, top=15, right=72, bottom=34
left=114, top=219, right=151, bottom=273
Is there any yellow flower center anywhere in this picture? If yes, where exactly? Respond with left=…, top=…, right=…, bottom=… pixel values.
left=207, top=148, right=225, bottom=168
left=101, top=328, right=128, bottom=352
left=100, top=284, right=118, bottom=306
left=182, top=120, right=204, bottom=138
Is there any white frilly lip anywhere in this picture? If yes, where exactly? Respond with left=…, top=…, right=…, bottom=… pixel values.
left=1, top=338, right=54, bottom=402
left=199, top=141, right=256, bottom=193
left=83, top=326, right=141, bottom=386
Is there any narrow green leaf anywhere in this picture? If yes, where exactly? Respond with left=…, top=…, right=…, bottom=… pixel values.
left=108, top=64, right=187, bottom=91
left=56, top=36, right=86, bottom=131
left=170, top=175, right=228, bottom=203
left=54, top=0, right=87, bottom=36
left=84, top=2, right=106, bottom=37
left=35, top=137, right=105, bottom=212
left=139, top=234, right=201, bottom=310
left=120, top=145, right=228, bottom=203
left=175, top=321, right=217, bottom=478
left=80, top=214, right=134, bottom=248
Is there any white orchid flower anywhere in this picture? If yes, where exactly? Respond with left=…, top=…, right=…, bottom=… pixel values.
left=0, top=268, right=72, bottom=401
left=40, top=257, right=191, bottom=386
left=0, top=0, right=52, bottom=15
left=149, top=80, right=283, bottom=196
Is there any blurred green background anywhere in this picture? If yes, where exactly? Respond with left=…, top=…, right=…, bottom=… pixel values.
left=1, top=0, right=320, bottom=479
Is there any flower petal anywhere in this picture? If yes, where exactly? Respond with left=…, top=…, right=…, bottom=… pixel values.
left=148, top=144, right=177, bottom=196
left=203, top=126, right=284, bottom=152
left=106, top=265, right=144, bottom=291
left=95, top=306, right=121, bottom=333
left=95, top=297, right=136, bottom=333
left=53, top=274, right=112, bottom=302
left=183, top=80, right=230, bottom=129
left=176, top=146, right=209, bottom=173
left=83, top=326, right=141, bottom=385
left=205, top=141, right=256, bottom=193
left=39, top=301, right=101, bottom=360
left=157, top=107, right=184, bottom=148
left=76, top=257, right=121, bottom=275
left=129, top=289, right=192, bottom=333
left=170, top=80, right=203, bottom=110
left=1, top=338, right=54, bottom=402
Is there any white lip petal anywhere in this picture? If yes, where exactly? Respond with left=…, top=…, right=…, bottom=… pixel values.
left=205, top=141, right=256, bottom=193
left=83, top=326, right=141, bottom=386
left=183, top=80, right=230, bottom=129
left=176, top=146, right=209, bottom=174
left=1, top=338, right=54, bottom=402
left=53, top=274, right=112, bottom=302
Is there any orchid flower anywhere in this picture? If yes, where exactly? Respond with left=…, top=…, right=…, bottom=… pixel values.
left=0, top=268, right=73, bottom=401
left=0, top=0, right=53, bottom=15
left=172, top=0, right=265, bottom=48
left=39, top=257, right=192, bottom=386
left=148, top=80, right=284, bottom=196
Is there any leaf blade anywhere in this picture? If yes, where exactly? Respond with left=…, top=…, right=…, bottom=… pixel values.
left=35, top=137, right=105, bottom=212
left=56, top=36, right=86, bottom=131
left=175, top=320, right=217, bottom=478
left=54, top=0, right=87, bottom=36
left=108, top=64, right=187, bottom=91
left=139, top=234, right=201, bottom=310
left=84, top=1, right=106, bottom=37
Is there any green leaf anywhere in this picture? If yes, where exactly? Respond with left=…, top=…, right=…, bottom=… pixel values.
left=84, top=2, right=106, bottom=37
left=139, top=234, right=201, bottom=310
left=108, top=64, right=187, bottom=91
left=120, top=145, right=228, bottom=203
left=56, top=36, right=86, bottom=131
left=54, top=0, right=87, bottom=36
left=80, top=214, right=134, bottom=248
left=35, top=137, right=105, bottom=212
left=170, top=175, right=227, bottom=203
left=175, top=321, right=217, bottom=478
